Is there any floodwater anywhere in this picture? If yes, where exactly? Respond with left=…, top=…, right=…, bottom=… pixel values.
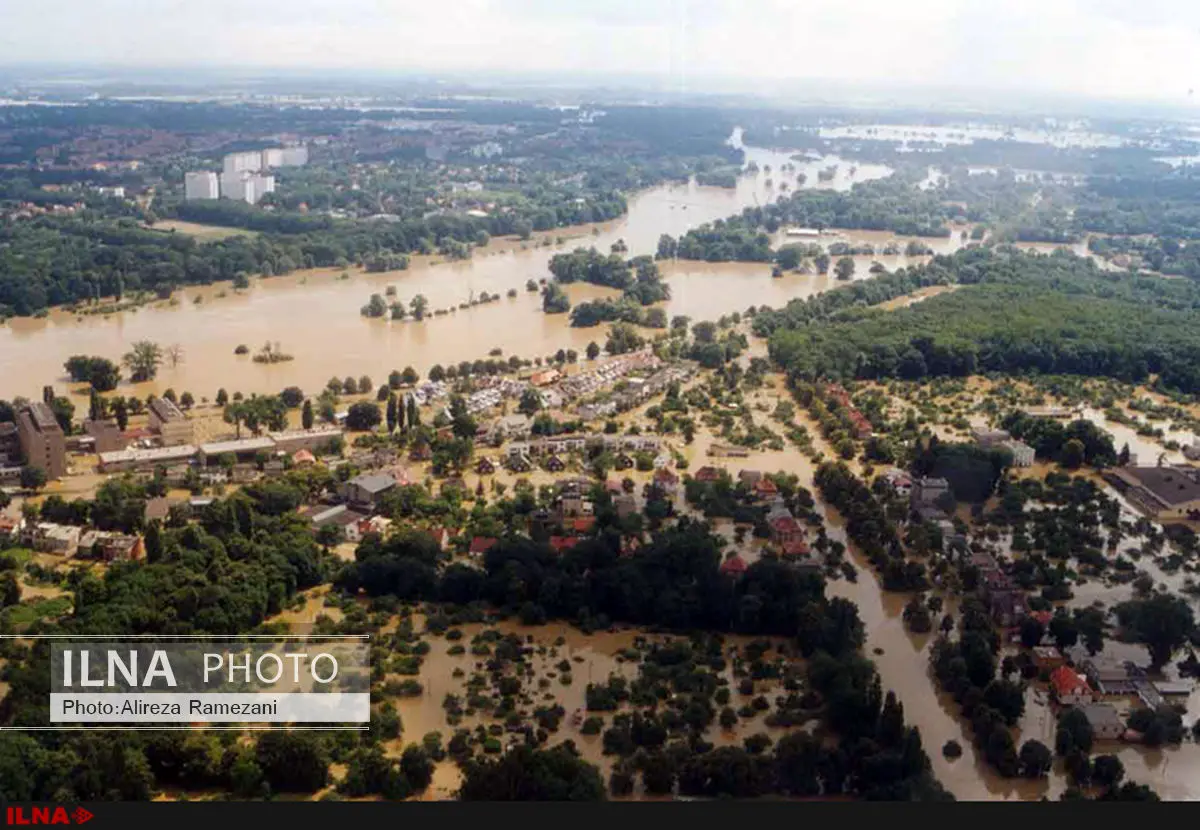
left=0, top=130, right=891, bottom=404
left=818, top=123, right=1127, bottom=149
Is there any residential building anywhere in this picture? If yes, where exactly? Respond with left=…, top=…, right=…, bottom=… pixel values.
left=22, top=522, right=81, bottom=556
left=144, top=497, right=172, bottom=524
left=1080, top=659, right=1138, bottom=696
left=912, top=477, right=950, bottom=507
left=971, top=427, right=1012, bottom=448
left=1002, top=439, right=1036, bottom=467
left=84, top=419, right=126, bottom=453
left=148, top=397, right=194, bottom=447
left=1104, top=465, right=1200, bottom=522
left=223, top=150, right=263, bottom=176
left=78, top=531, right=144, bottom=562
left=881, top=468, right=913, bottom=497
left=653, top=468, right=679, bottom=495
left=1080, top=704, right=1125, bottom=740
left=16, top=402, right=67, bottom=479
left=184, top=171, right=219, bottom=200
left=476, top=456, right=496, bottom=475
left=470, top=537, right=498, bottom=556
left=292, top=449, right=316, bottom=467
left=694, top=466, right=722, bottom=483
left=1050, top=666, right=1095, bottom=706
left=1032, top=647, right=1064, bottom=671
left=339, top=473, right=398, bottom=510
left=719, top=554, right=748, bottom=577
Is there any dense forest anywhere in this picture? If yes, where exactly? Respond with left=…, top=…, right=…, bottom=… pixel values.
left=765, top=248, right=1200, bottom=393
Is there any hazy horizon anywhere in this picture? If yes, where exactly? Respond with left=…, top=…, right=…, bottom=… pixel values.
left=1, top=0, right=1198, bottom=107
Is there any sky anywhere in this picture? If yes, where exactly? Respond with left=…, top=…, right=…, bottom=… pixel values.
left=2, top=0, right=1199, bottom=103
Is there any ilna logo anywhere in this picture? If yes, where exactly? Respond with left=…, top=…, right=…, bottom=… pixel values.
left=4, top=806, right=93, bottom=825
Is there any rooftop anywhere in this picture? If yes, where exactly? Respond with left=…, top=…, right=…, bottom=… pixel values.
left=99, top=445, right=198, bottom=465
left=23, top=401, right=60, bottom=432
left=200, top=437, right=275, bottom=455
left=1118, top=466, right=1200, bottom=508
left=347, top=472, right=398, bottom=494
left=149, top=396, right=185, bottom=422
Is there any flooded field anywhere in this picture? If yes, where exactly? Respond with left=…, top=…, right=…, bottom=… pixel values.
left=817, top=123, right=1128, bottom=149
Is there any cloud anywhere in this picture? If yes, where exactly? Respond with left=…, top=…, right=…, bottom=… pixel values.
left=0, top=0, right=1196, bottom=101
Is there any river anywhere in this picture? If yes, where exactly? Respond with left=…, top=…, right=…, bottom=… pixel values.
left=0, top=132, right=896, bottom=403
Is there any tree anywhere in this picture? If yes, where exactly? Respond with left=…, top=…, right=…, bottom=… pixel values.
left=384, top=394, right=398, bottom=433
left=64, top=355, right=120, bottom=391
left=814, top=253, right=831, bottom=273
left=255, top=732, right=329, bottom=793
left=401, top=366, right=419, bottom=385
left=216, top=388, right=229, bottom=407
left=1115, top=594, right=1196, bottom=668
left=388, top=370, right=403, bottom=389
left=1055, top=707, right=1094, bottom=756
left=586, top=341, right=600, bottom=360
left=361, top=293, right=388, bottom=318
left=280, top=386, right=305, bottom=408
left=346, top=402, right=382, bottom=431
left=358, top=376, right=373, bottom=395
left=834, top=257, right=856, bottom=281
left=518, top=388, right=543, bottom=416
left=112, top=397, right=129, bottom=431
left=410, top=294, right=429, bottom=321
left=1019, top=617, right=1045, bottom=650
left=301, top=399, right=314, bottom=430
left=1091, top=754, right=1125, bottom=789
left=1018, top=740, right=1052, bottom=779
left=1062, top=438, right=1086, bottom=469
left=1117, top=443, right=1131, bottom=466
left=542, top=282, right=571, bottom=314
left=20, top=466, right=47, bottom=492
left=0, top=572, right=21, bottom=608
left=459, top=745, right=604, bottom=801
left=429, top=364, right=446, bottom=383
left=122, top=340, right=164, bottom=382
left=179, top=391, right=194, bottom=409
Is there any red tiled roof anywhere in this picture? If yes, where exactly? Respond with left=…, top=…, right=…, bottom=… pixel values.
left=770, top=515, right=801, bottom=534
left=755, top=478, right=778, bottom=495
left=469, top=536, right=498, bottom=554
left=655, top=468, right=679, bottom=483
left=781, top=540, right=810, bottom=558
left=1031, top=610, right=1054, bottom=627
left=571, top=516, right=596, bottom=533
left=549, top=536, right=580, bottom=554
left=720, top=554, right=748, bottom=575
left=695, top=466, right=721, bottom=482
left=1049, top=666, right=1092, bottom=698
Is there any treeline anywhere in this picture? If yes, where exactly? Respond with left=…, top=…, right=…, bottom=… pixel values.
left=767, top=248, right=1200, bottom=393
left=336, top=518, right=864, bottom=649
left=656, top=175, right=954, bottom=264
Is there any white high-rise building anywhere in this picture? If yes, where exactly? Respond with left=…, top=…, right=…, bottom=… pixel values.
left=279, top=145, right=308, bottom=167
left=261, top=148, right=284, bottom=168
left=220, top=171, right=273, bottom=205
left=222, top=151, right=263, bottom=177
left=184, top=171, right=220, bottom=201
left=250, top=173, right=275, bottom=200
left=220, top=171, right=252, bottom=203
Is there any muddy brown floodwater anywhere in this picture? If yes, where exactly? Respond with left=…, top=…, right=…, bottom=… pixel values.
left=0, top=132, right=896, bottom=403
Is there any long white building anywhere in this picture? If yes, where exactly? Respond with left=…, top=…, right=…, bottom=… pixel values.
left=184, top=171, right=219, bottom=201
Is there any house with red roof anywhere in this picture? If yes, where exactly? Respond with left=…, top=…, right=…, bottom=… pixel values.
left=292, top=449, right=316, bottom=467
left=469, top=536, right=498, bottom=556
left=780, top=539, right=811, bottom=559
left=570, top=516, right=596, bottom=534
left=1049, top=665, right=1095, bottom=706
left=754, top=477, right=779, bottom=499
left=694, top=466, right=722, bottom=483
left=653, top=468, right=679, bottom=494
left=719, top=554, right=748, bottom=576
left=549, top=536, right=580, bottom=554
left=769, top=514, right=805, bottom=545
